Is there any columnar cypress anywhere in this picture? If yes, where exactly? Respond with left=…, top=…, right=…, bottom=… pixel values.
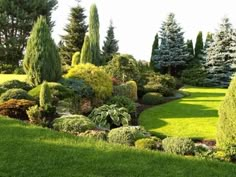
left=195, top=31, right=204, bottom=58
left=23, top=16, right=61, bottom=86
left=80, top=35, right=91, bottom=64
left=89, top=4, right=101, bottom=65
left=40, top=81, right=51, bottom=108
left=71, top=52, right=80, bottom=66
left=150, top=33, right=159, bottom=68
left=186, top=40, right=194, bottom=56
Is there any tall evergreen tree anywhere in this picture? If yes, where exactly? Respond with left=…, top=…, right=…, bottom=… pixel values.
left=204, top=32, right=213, bottom=49
left=153, top=13, right=189, bottom=76
left=89, top=4, right=101, bottom=65
left=195, top=31, right=204, bottom=58
left=80, top=35, right=91, bottom=64
left=0, top=0, right=57, bottom=68
left=102, top=21, right=119, bottom=63
left=59, top=2, right=87, bottom=65
left=23, top=16, right=61, bottom=86
left=150, top=33, right=159, bottom=68
left=205, top=17, right=236, bottom=87
left=186, top=39, right=194, bottom=56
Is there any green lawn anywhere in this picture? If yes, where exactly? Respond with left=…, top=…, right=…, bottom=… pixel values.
left=0, top=74, right=26, bottom=84
left=0, top=116, right=235, bottom=177
left=139, top=87, right=226, bottom=140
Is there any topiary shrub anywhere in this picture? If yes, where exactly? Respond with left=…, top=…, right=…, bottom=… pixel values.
left=89, top=104, right=131, bottom=129
left=135, top=138, right=157, bottom=150
left=52, top=115, right=96, bottom=134
left=66, top=63, right=112, bottom=99
left=0, top=88, right=34, bottom=103
left=79, top=130, right=107, bottom=141
left=126, top=81, right=138, bottom=101
left=162, top=137, right=195, bottom=155
left=0, top=80, right=32, bottom=91
left=0, top=99, right=36, bottom=120
left=217, top=77, right=236, bottom=148
left=142, top=92, right=163, bottom=105
left=71, top=52, right=80, bottom=66
left=108, top=126, right=150, bottom=146
left=40, top=81, right=51, bottom=108
left=106, top=96, right=136, bottom=113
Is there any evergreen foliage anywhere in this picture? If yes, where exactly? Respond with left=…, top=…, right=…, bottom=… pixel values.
left=0, top=0, right=57, bottom=68
left=23, top=16, right=61, bottom=86
left=186, top=40, right=194, bottom=56
left=89, top=4, right=101, bottom=65
left=80, top=35, right=91, bottom=64
left=71, top=52, right=80, bottom=66
left=39, top=81, right=51, bottom=108
left=217, top=77, right=236, bottom=148
left=204, top=32, right=214, bottom=49
left=59, top=2, right=87, bottom=65
left=205, top=17, right=236, bottom=87
left=195, top=31, right=204, bottom=58
left=102, top=21, right=119, bottom=63
left=150, top=33, right=159, bottom=68
left=153, top=13, right=189, bottom=77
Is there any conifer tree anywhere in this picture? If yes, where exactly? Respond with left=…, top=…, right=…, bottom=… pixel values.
left=186, top=39, right=194, bottom=56
left=80, top=35, right=91, bottom=64
left=59, top=2, right=87, bottom=65
left=195, top=31, right=204, bottom=58
left=23, top=16, right=61, bottom=86
left=40, top=81, right=51, bottom=108
left=204, top=32, right=213, bottom=49
left=89, top=4, right=101, bottom=65
left=102, top=21, right=119, bottom=63
left=150, top=33, right=159, bottom=68
left=153, top=13, right=189, bottom=76
left=71, top=52, right=80, bottom=66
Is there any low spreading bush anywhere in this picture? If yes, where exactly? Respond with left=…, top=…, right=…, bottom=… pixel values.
left=79, top=130, right=107, bottom=141
left=106, top=96, right=136, bottom=113
left=66, top=63, right=112, bottom=99
left=135, top=138, right=157, bottom=150
left=0, top=99, right=36, bottom=120
left=162, top=137, right=195, bottom=155
left=89, top=104, right=131, bottom=129
left=108, top=126, right=150, bottom=146
left=52, top=115, right=96, bottom=134
left=142, top=92, right=163, bottom=105
left=0, top=80, right=32, bottom=91
left=0, top=88, right=34, bottom=103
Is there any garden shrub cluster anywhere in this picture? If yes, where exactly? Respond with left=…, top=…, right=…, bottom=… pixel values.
left=113, top=81, right=138, bottom=101
left=142, top=92, right=163, bottom=105
left=79, top=130, right=107, bottom=141
left=0, top=80, right=32, bottom=91
left=135, top=138, right=157, bottom=150
left=0, top=89, right=35, bottom=103
left=106, top=96, right=136, bottom=113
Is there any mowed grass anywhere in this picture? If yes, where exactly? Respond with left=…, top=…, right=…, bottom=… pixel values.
left=0, top=117, right=236, bottom=177
left=139, top=87, right=226, bottom=139
left=0, top=74, right=26, bottom=84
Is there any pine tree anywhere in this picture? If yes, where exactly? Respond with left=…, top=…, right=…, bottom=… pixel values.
left=150, top=33, right=159, bottom=68
left=0, top=0, right=57, bottom=68
left=102, top=21, right=119, bottom=63
left=153, top=13, right=189, bottom=76
left=204, top=32, right=213, bottom=49
left=23, top=16, right=61, bottom=86
left=195, top=31, right=204, bottom=58
left=205, top=17, right=236, bottom=87
left=59, top=2, right=87, bottom=65
left=89, top=4, right=101, bottom=65
left=80, top=35, right=91, bottom=64
left=186, top=40, right=194, bottom=56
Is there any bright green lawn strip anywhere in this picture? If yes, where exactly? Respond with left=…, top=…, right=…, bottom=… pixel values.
left=0, top=74, right=26, bottom=84
left=0, top=116, right=235, bottom=177
left=139, top=87, right=226, bottom=139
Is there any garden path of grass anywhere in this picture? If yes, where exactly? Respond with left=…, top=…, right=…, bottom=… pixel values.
left=139, top=87, right=227, bottom=140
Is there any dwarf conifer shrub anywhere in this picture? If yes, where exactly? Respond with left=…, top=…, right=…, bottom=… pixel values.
left=0, top=89, right=34, bottom=103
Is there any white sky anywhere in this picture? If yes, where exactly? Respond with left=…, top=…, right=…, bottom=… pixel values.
left=52, top=0, right=236, bottom=61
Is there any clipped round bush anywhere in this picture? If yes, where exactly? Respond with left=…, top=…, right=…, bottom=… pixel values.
left=106, top=96, right=136, bottom=113
left=142, top=92, right=163, bottom=105
left=71, top=52, right=80, bottom=66
left=126, top=81, right=138, bottom=101
left=66, top=63, right=112, bottom=99
left=79, top=130, right=107, bottom=141
left=0, top=88, right=34, bottom=103
left=135, top=138, right=157, bottom=150
left=108, top=126, right=150, bottom=146
left=0, top=80, right=32, bottom=91
left=162, top=137, right=195, bottom=155
left=52, top=115, right=96, bottom=134
left=0, top=99, right=36, bottom=120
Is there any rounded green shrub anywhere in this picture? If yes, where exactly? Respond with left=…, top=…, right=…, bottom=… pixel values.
left=142, top=92, right=163, bottom=105
left=113, top=81, right=138, bottom=101
left=52, top=115, right=96, bottom=134
left=108, top=126, right=150, bottom=146
left=135, top=138, right=157, bottom=150
left=0, top=88, right=34, bottom=103
left=79, top=130, right=107, bottom=141
left=66, top=63, right=112, bottom=99
left=217, top=77, right=236, bottom=148
left=40, top=81, right=51, bottom=108
left=0, top=80, right=32, bottom=91
left=162, top=137, right=195, bottom=155
left=71, top=52, right=80, bottom=66
left=126, top=81, right=138, bottom=101
left=106, top=96, right=136, bottom=113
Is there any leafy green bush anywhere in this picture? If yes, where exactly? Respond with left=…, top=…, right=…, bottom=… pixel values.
left=105, top=54, right=140, bottom=82
left=66, top=63, right=112, bottom=99
left=142, top=92, right=163, bottom=105
left=79, top=130, right=107, bottom=141
left=0, top=80, right=32, bottom=91
left=71, top=52, right=80, bottom=66
left=89, top=104, right=131, bottom=129
left=162, top=137, right=195, bottom=155
left=113, top=81, right=138, bottom=101
left=135, top=138, right=157, bottom=150
left=106, top=96, right=136, bottom=113
left=126, top=81, right=138, bottom=101
left=108, top=126, right=150, bottom=146
left=52, top=115, right=96, bottom=134
left=181, top=67, right=207, bottom=86
left=40, top=81, right=51, bottom=108
left=0, top=99, right=36, bottom=120
left=0, top=88, right=34, bottom=103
